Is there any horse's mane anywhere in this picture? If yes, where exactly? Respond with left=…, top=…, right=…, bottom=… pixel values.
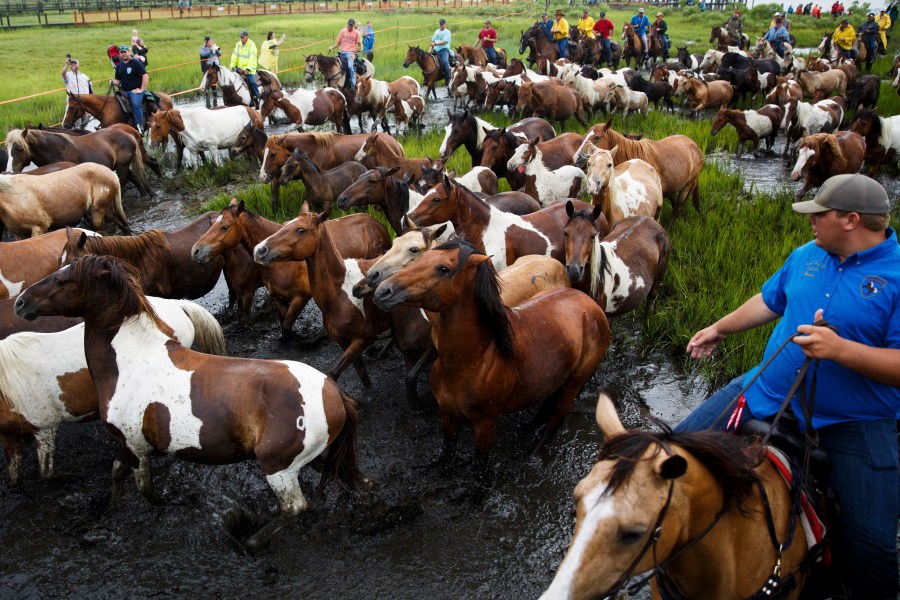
left=596, top=127, right=657, bottom=164
left=69, top=255, right=162, bottom=331
left=307, top=132, right=336, bottom=151
left=79, top=229, right=171, bottom=267
left=25, top=128, right=76, bottom=151
left=4, top=129, right=28, bottom=154
left=436, top=238, right=516, bottom=362
left=599, top=425, right=762, bottom=515
left=851, top=109, right=881, bottom=138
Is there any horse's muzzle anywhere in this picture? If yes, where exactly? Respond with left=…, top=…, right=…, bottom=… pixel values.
left=336, top=195, right=352, bottom=210
left=14, top=296, right=36, bottom=321
left=253, top=243, right=275, bottom=265
left=566, top=263, right=585, bottom=283
left=192, top=245, right=211, bottom=265
left=402, top=61, right=411, bottom=68
left=373, top=282, right=406, bottom=311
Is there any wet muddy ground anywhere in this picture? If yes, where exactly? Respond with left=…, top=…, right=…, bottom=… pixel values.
left=0, top=85, right=852, bottom=599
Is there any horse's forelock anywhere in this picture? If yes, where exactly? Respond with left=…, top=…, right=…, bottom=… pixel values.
left=71, top=256, right=161, bottom=331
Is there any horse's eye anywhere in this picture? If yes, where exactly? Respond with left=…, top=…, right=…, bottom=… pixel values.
left=431, top=197, right=441, bottom=204
left=607, top=163, right=613, bottom=168
left=410, top=247, right=420, bottom=254
left=368, top=178, right=377, bottom=183
left=220, top=225, right=229, bottom=232
left=54, top=277, right=64, bottom=287
left=563, top=231, right=569, bottom=237
left=438, top=265, right=451, bottom=275
left=296, top=228, right=306, bottom=234
left=618, top=528, right=646, bottom=544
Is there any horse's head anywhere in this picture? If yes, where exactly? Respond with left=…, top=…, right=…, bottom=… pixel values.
left=479, top=127, right=506, bottom=168
left=362, top=224, right=448, bottom=292
left=417, top=162, right=445, bottom=191
left=62, top=93, right=86, bottom=129
left=205, top=63, right=221, bottom=88
left=354, top=132, right=380, bottom=164
left=507, top=137, right=540, bottom=174
left=4, top=128, right=34, bottom=173
left=406, top=174, right=460, bottom=229
left=148, top=109, right=183, bottom=149
left=849, top=108, right=880, bottom=137
left=709, top=107, right=733, bottom=137
left=585, top=146, right=617, bottom=196
left=505, top=58, right=526, bottom=77
left=355, top=75, right=373, bottom=100
left=192, top=199, right=247, bottom=263
left=231, top=122, right=259, bottom=157
left=709, top=26, right=719, bottom=43
left=519, top=25, right=536, bottom=55
left=563, top=201, right=605, bottom=284
left=514, top=81, right=534, bottom=114
left=304, top=55, right=318, bottom=83
left=259, top=135, right=290, bottom=183
left=438, top=110, right=472, bottom=160
left=279, top=149, right=310, bottom=185
left=58, top=227, right=93, bottom=267
left=450, top=64, right=468, bottom=89
left=402, top=46, right=420, bottom=68
left=791, top=134, right=827, bottom=181
left=253, top=209, right=327, bottom=266
left=336, top=166, right=398, bottom=211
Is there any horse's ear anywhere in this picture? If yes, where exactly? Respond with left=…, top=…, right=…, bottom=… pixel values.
left=387, top=166, right=401, bottom=176
left=566, top=200, right=575, bottom=217
left=604, top=117, right=613, bottom=130
left=592, top=204, right=604, bottom=223
left=315, top=209, right=331, bottom=224
left=446, top=170, right=456, bottom=179
left=609, top=145, right=618, bottom=158
left=658, top=455, right=688, bottom=481
left=442, top=174, right=453, bottom=189
left=434, top=223, right=448, bottom=240
left=77, top=231, right=88, bottom=249
left=300, top=201, right=311, bottom=213
left=595, top=392, right=625, bottom=437
left=236, top=200, right=246, bottom=213
left=482, top=126, right=493, bottom=137
left=65, top=226, right=75, bottom=239
left=228, top=197, right=239, bottom=207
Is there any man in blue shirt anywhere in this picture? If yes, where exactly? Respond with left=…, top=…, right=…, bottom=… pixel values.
left=430, top=18, right=452, bottom=91
left=677, top=174, right=900, bottom=599
left=763, top=16, right=790, bottom=57
left=539, top=13, right=554, bottom=42
left=112, top=45, right=148, bottom=132
left=629, top=7, right=650, bottom=61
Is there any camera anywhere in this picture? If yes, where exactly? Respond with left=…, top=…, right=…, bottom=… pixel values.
left=67, top=53, right=71, bottom=59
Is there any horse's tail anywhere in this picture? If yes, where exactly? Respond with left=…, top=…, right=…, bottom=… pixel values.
left=127, top=135, right=150, bottom=191
left=109, top=176, right=132, bottom=235
left=322, top=389, right=364, bottom=493
left=177, top=300, right=227, bottom=356
left=133, top=129, right=162, bottom=177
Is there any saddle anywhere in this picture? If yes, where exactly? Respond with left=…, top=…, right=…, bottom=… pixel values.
left=740, top=413, right=831, bottom=484
left=114, top=90, right=162, bottom=122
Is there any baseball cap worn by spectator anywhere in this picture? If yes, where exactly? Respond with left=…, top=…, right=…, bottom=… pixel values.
left=867, top=12, right=875, bottom=16
left=119, top=45, right=130, bottom=52
left=240, top=31, right=248, bottom=37
left=439, top=18, right=446, bottom=24
left=348, top=18, right=355, bottom=25
left=792, top=174, right=891, bottom=214
left=600, top=11, right=606, bottom=17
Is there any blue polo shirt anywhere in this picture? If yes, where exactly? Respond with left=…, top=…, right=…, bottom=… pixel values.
left=432, top=28, right=452, bottom=53
left=630, top=15, right=650, bottom=35
left=743, top=228, right=900, bottom=429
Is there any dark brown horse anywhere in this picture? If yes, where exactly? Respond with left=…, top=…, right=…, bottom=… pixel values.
left=849, top=109, right=900, bottom=175
left=402, top=46, right=450, bottom=101
left=439, top=111, right=556, bottom=168
left=63, top=90, right=174, bottom=130
left=231, top=122, right=268, bottom=161
left=15, top=255, right=363, bottom=552
left=278, top=150, right=367, bottom=213
left=191, top=200, right=389, bottom=335
left=519, top=22, right=560, bottom=68
left=710, top=25, right=747, bottom=50
left=621, top=23, right=647, bottom=70
left=372, top=239, right=610, bottom=470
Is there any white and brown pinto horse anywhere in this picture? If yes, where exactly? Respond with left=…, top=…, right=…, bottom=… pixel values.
left=506, top=139, right=585, bottom=207
left=355, top=75, right=420, bottom=132
left=710, top=105, right=784, bottom=158
left=149, top=106, right=264, bottom=171
left=259, top=88, right=348, bottom=133
left=583, top=146, right=663, bottom=227
left=0, top=295, right=225, bottom=487
left=790, top=131, right=866, bottom=199
left=0, top=163, right=130, bottom=238
left=563, top=205, right=670, bottom=317
left=541, top=393, right=809, bottom=600
left=782, top=97, right=845, bottom=157
left=15, top=256, right=363, bottom=552
left=849, top=109, right=900, bottom=175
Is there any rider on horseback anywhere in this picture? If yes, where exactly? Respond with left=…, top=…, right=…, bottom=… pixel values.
left=629, top=7, right=651, bottom=62
left=723, top=9, right=743, bottom=44
left=763, top=16, right=790, bottom=58
left=111, top=45, right=147, bottom=133
left=592, top=11, right=615, bottom=66
left=653, top=12, right=670, bottom=58
left=859, top=13, right=880, bottom=71
left=329, top=19, right=362, bottom=89
left=833, top=18, right=858, bottom=61
left=230, top=31, right=260, bottom=108
left=430, top=19, right=453, bottom=87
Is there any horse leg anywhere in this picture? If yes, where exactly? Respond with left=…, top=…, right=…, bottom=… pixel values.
left=280, top=294, right=310, bottom=336
left=326, top=338, right=371, bottom=384
left=133, top=453, right=162, bottom=504
left=33, top=428, right=57, bottom=480
left=244, top=467, right=306, bottom=554
left=1, top=433, right=25, bottom=487
left=532, top=380, right=583, bottom=455
left=472, top=418, right=498, bottom=477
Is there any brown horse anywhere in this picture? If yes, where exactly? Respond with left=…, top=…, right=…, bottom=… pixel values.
left=677, top=74, right=735, bottom=114
left=439, top=110, right=556, bottom=168
left=563, top=205, right=670, bottom=316
left=0, top=228, right=95, bottom=299
left=278, top=150, right=367, bottom=212
left=304, top=54, right=375, bottom=90
left=259, top=89, right=348, bottom=133
left=542, top=393, right=809, bottom=599
left=231, top=122, right=268, bottom=162
left=336, top=166, right=425, bottom=235
left=191, top=200, right=389, bottom=335
left=4, top=127, right=151, bottom=197
left=516, top=81, right=587, bottom=130
left=63, top=90, right=173, bottom=130
left=0, top=163, right=129, bottom=238
left=0, top=297, right=81, bottom=338
left=519, top=22, right=560, bottom=68
left=355, top=132, right=435, bottom=182
left=259, top=131, right=403, bottom=208
left=402, top=46, right=450, bottom=101
left=575, top=121, right=704, bottom=225
left=372, top=239, right=610, bottom=469
left=709, top=25, right=747, bottom=50
left=621, top=23, right=647, bottom=70
left=15, top=255, right=363, bottom=552
left=710, top=105, right=784, bottom=158
left=790, top=131, right=866, bottom=199
left=849, top=109, right=900, bottom=175
left=479, top=121, right=558, bottom=189
left=356, top=75, right=420, bottom=133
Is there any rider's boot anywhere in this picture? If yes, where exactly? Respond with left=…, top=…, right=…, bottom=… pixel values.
left=212, top=90, right=219, bottom=107
left=205, top=91, right=212, bottom=109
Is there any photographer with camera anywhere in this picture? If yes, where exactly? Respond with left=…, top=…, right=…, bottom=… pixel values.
left=199, top=36, right=221, bottom=108
left=61, top=56, right=92, bottom=128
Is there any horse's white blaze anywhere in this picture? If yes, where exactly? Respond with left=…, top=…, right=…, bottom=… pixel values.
left=259, top=147, right=270, bottom=182
left=354, top=144, right=366, bottom=162
left=438, top=124, right=452, bottom=157
left=791, top=146, right=815, bottom=179
left=0, top=270, right=25, bottom=298
left=893, top=69, right=900, bottom=89
left=744, top=109, right=774, bottom=137
left=483, top=205, right=552, bottom=271
left=594, top=238, right=646, bottom=313
left=341, top=259, right=366, bottom=317
left=5, top=147, right=13, bottom=174
left=540, top=481, right=615, bottom=600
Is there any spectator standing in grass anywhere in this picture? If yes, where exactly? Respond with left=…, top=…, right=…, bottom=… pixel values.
left=132, top=37, right=149, bottom=67
left=362, top=20, right=375, bottom=61
left=199, top=35, right=221, bottom=107
left=258, top=31, right=286, bottom=73
left=62, top=57, right=92, bottom=128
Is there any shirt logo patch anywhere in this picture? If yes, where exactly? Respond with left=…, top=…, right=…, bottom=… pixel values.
left=804, top=260, right=825, bottom=277
left=126, top=67, right=132, bottom=74
left=861, top=276, right=886, bottom=298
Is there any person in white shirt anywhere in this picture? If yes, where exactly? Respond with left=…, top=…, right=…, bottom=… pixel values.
left=61, top=57, right=92, bottom=128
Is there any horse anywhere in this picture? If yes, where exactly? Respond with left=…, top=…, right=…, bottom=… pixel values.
left=278, top=150, right=367, bottom=213
left=519, top=22, right=560, bottom=68
left=677, top=46, right=703, bottom=70
left=377, top=92, right=425, bottom=136
left=478, top=120, right=558, bottom=188
left=439, top=111, right=555, bottom=168
left=575, top=121, right=703, bottom=225
left=506, top=139, right=585, bottom=207
left=336, top=166, right=426, bottom=235
left=356, top=75, right=420, bottom=133
left=807, top=56, right=858, bottom=86
left=0, top=296, right=81, bottom=339
left=191, top=200, right=389, bottom=335
left=372, top=239, right=610, bottom=470
left=541, top=393, right=810, bottom=600
left=516, top=81, right=587, bottom=131
left=4, top=127, right=151, bottom=197
left=259, top=88, right=348, bottom=133
left=199, top=63, right=269, bottom=109
left=607, top=84, right=650, bottom=118
left=676, top=74, right=734, bottom=115
left=402, top=46, right=450, bottom=101
left=0, top=228, right=97, bottom=300
left=14, top=255, right=364, bottom=552
left=406, top=175, right=599, bottom=271
left=0, top=294, right=225, bottom=487
left=782, top=98, right=846, bottom=157
left=0, top=163, right=129, bottom=238
left=710, top=25, right=748, bottom=50
left=259, top=131, right=403, bottom=209
left=846, top=74, right=880, bottom=110
left=794, top=69, right=847, bottom=102
left=304, top=53, right=375, bottom=91
left=790, top=131, right=866, bottom=199
left=149, top=106, right=264, bottom=171
left=582, top=146, right=663, bottom=226
left=766, top=77, right=803, bottom=106
left=563, top=205, right=670, bottom=316
left=63, top=90, right=174, bottom=130
left=753, top=37, right=794, bottom=69
left=417, top=164, right=498, bottom=197
left=355, top=132, right=435, bottom=182
left=848, top=109, right=900, bottom=175
left=710, top=105, right=784, bottom=158
left=621, top=23, right=646, bottom=70
left=230, top=122, right=268, bottom=162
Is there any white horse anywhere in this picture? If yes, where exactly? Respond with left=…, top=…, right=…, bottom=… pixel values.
left=584, top=146, right=663, bottom=226
left=507, top=140, right=585, bottom=207
left=149, top=106, right=262, bottom=168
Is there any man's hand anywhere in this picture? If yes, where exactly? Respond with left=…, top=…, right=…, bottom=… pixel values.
left=793, top=309, right=846, bottom=360
left=686, top=325, right=727, bottom=359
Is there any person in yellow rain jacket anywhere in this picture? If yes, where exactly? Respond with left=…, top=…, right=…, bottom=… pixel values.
left=230, top=30, right=259, bottom=105
left=876, top=9, right=891, bottom=54
left=832, top=18, right=857, bottom=60
left=551, top=9, right=570, bottom=58
left=258, top=31, right=286, bottom=73
left=577, top=10, right=596, bottom=39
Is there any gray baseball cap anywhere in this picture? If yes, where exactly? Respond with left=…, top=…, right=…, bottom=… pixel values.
left=792, top=174, right=890, bottom=214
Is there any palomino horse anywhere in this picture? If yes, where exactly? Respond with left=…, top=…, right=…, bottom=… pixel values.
left=575, top=121, right=704, bottom=225
left=149, top=106, right=264, bottom=171
left=63, top=90, right=173, bottom=129
left=406, top=175, right=600, bottom=270
left=563, top=205, right=670, bottom=316
left=849, top=109, right=900, bottom=175
left=519, top=22, right=560, bottom=68
left=506, top=138, right=585, bottom=206
left=621, top=23, right=647, bottom=70
left=258, top=88, right=348, bottom=133
left=192, top=200, right=389, bottom=334
left=710, top=25, right=748, bottom=50
left=541, top=393, right=809, bottom=600
left=258, top=131, right=403, bottom=209
left=252, top=210, right=430, bottom=399
left=304, top=54, right=375, bottom=90
left=355, top=132, right=436, bottom=182
left=710, top=105, right=784, bottom=158
left=0, top=228, right=96, bottom=300
left=5, top=127, right=151, bottom=197
left=15, top=255, right=363, bottom=552
left=0, top=163, right=130, bottom=238
left=278, top=150, right=367, bottom=213
left=372, top=239, right=610, bottom=469
left=790, top=131, right=866, bottom=199
left=583, top=146, right=663, bottom=226
left=402, top=46, right=450, bottom=101
left=793, top=69, right=847, bottom=102
left=0, top=295, right=224, bottom=487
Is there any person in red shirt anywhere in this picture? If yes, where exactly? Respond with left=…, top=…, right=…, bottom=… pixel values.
left=592, top=11, right=615, bottom=65
left=475, top=19, right=498, bottom=65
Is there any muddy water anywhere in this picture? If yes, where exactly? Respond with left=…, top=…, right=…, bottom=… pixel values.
left=8, top=86, right=850, bottom=600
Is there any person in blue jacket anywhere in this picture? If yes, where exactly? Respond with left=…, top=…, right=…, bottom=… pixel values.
left=539, top=12, right=554, bottom=41
left=629, top=7, right=651, bottom=60
left=763, top=16, right=790, bottom=57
